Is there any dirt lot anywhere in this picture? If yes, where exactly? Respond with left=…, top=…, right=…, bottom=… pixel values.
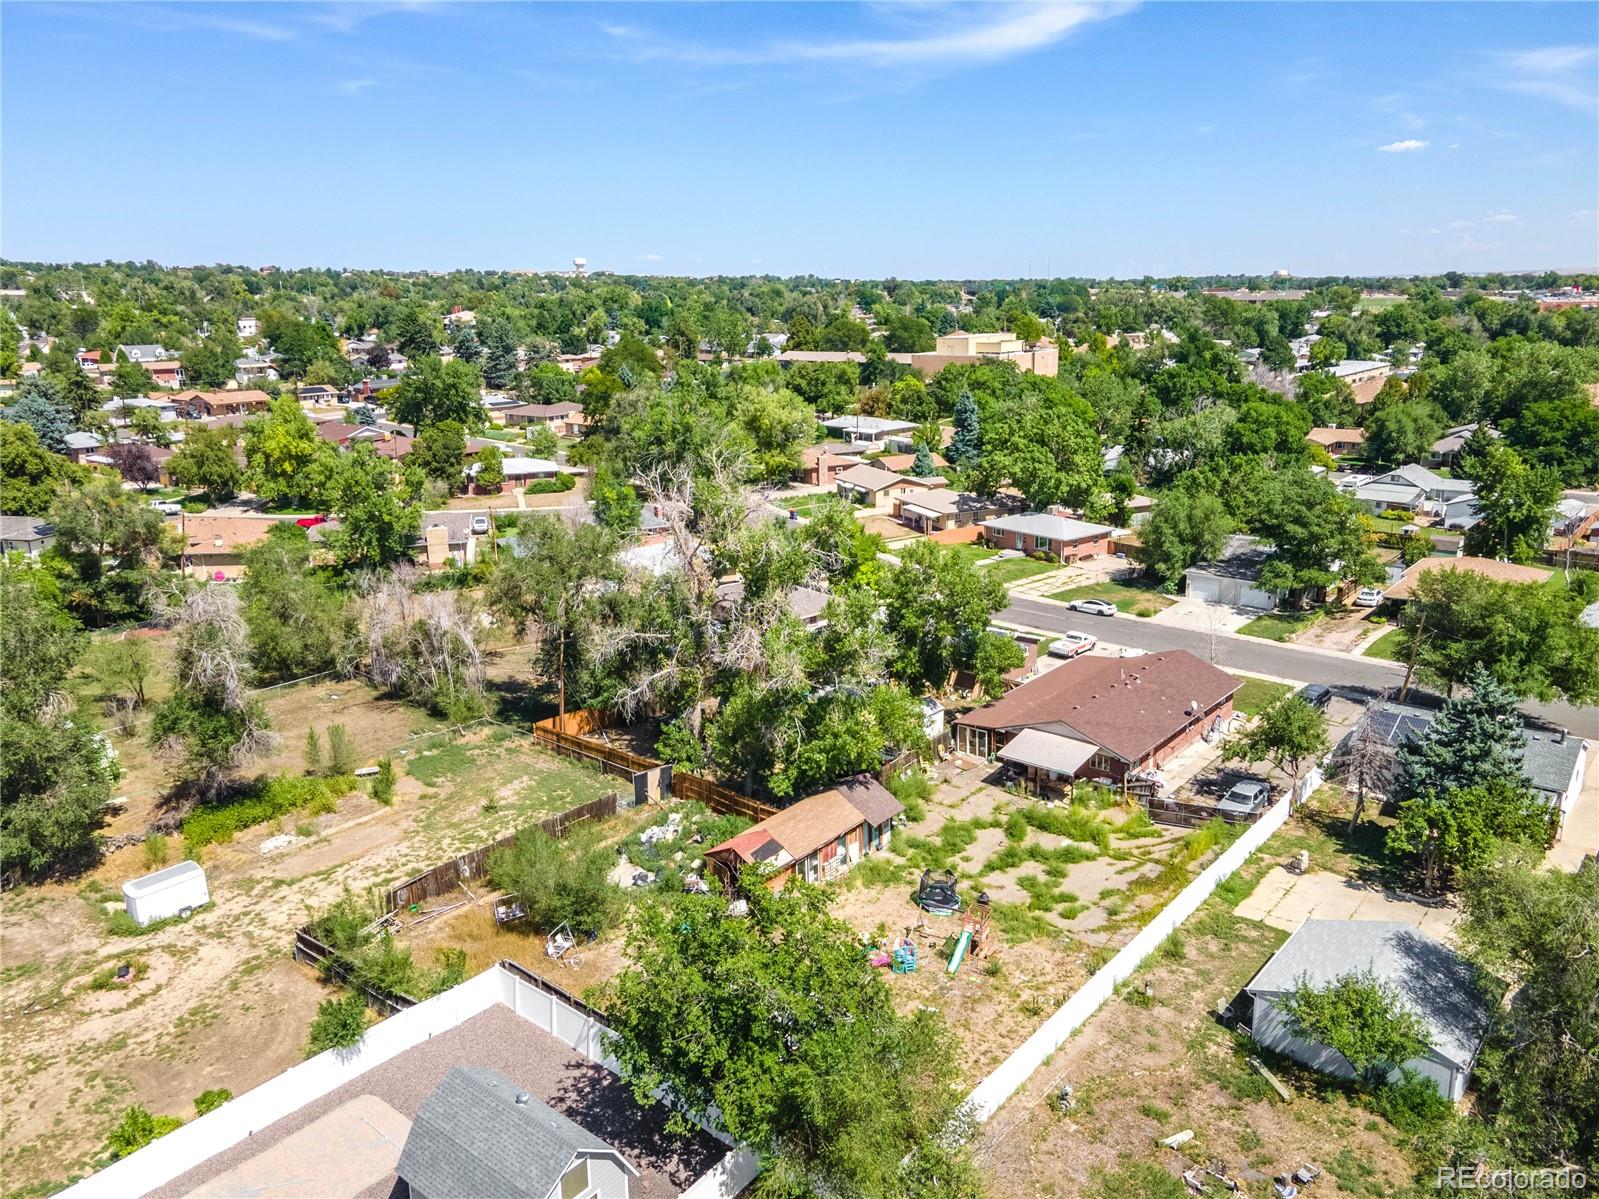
left=973, top=882, right=1425, bottom=1198
left=0, top=723, right=618, bottom=1195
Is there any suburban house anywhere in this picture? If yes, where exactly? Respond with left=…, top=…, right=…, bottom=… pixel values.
left=798, top=441, right=866, bottom=486
left=705, top=774, right=904, bottom=891
left=344, top=376, right=404, bottom=405
left=1383, top=555, right=1552, bottom=601
left=1306, top=427, right=1365, bottom=456
left=893, top=488, right=1022, bottom=534
left=396, top=1067, right=640, bottom=1199
left=1328, top=359, right=1393, bottom=403
left=1551, top=498, right=1599, bottom=545
left=500, top=402, right=588, bottom=436
left=172, top=389, right=272, bottom=419
left=76, top=349, right=102, bottom=370
left=883, top=425, right=954, bottom=455
left=296, top=384, right=341, bottom=405
left=0, top=514, right=53, bottom=558
left=471, top=456, right=564, bottom=492
left=100, top=396, right=179, bottom=424
left=874, top=450, right=948, bottom=474
left=1346, top=464, right=1475, bottom=516
left=1184, top=534, right=1280, bottom=610
left=141, top=359, right=184, bottom=387
left=235, top=315, right=259, bottom=339
left=1427, top=423, right=1487, bottom=467
left=833, top=461, right=942, bottom=509
left=62, top=430, right=104, bottom=462
left=178, top=515, right=300, bottom=580
left=818, top=414, right=918, bottom=447
left=114, top=343, right=177, bottom=364
left=978, top=512, right=1116, bottom=562
left=1246, top=920, right=1491, bottom=1101
left=314, top=420, right=384, bottom=449
left=954, top=651, right=1240, bottom=787
left=234, top=354, right=280, bottom=385
left=53, top=963, right=742, bottom=1199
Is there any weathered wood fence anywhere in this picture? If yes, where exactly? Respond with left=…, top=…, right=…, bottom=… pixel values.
left=531, top=710, right=779, bottom=823
left=1141, top=795, right=1271, bottom=829
left=292, top=926, right=417, bottom=1016
left=384, top=792, right=619, bottom=910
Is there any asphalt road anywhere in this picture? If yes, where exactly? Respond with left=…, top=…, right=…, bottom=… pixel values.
left=1001, top=595, right=1599, bottom=740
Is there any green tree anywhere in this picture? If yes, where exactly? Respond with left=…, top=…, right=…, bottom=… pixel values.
left=972, top=630, right=1024, bottom=698
left=589, top=462, right=642, bottom=534
left=266, top=317, right=340, bottom=378
left=166, top=425, right=242, bottom=503
left=305, top=988, right=369, bottom=1056
left=409, top=419, right=466, bottom=490
left=1390, top=666, right=1530, bottom=805
left=56, top=362, right=103, bottom=422
left=948, top=390, right=981, bottom=468
left=1399, top=570, right=1599, bottom=703
left=875, top=540, right=1008, bottom=691
left=6, top=377, right=72, bottom=452
left=884, top=314, right=936, bottom=352
left=910, top=441, right=937, bottom=477
left=110, top=359, right=155, bottom=399
left=1504, top=394, right=1599, bottom=487
left=389, top=304, right=440, bottom=360
left=1222, top=696, right=1329, bottom=778
left=104, top=1105, right=183, bottom=1160
left=321, top=445, right=421, bottom=567
left=1362, top=399, right=1443, bottom=467
left=1134, top=489, right=1232, bottom=589
left=240, top=522, right=351, bottom=682
left=473, top=444, right=504, bottom=491
left=1386, top=779, right=1551, bottom=893
left=47, top=475, right=170, bottom=624
left=128, top=404, right=170, bottom=447
left=390, top=355, right=482, bottom=432
left=1459, top=854, right=1599, bottom=1166
left=525, top=423, right=559, bottom=458
left=1279, top=969, right=1429, bottom=1085
left=0, top=421, right=87, bottom=515
left=181, top=331, right=242, bottom=389
left=478, top=314, right=520, bottom=389
left=243, top=396, right=332, bottom=508
left=487, top=827, right=623, bottom=935
left=1460, top=435, right=1563, bottom=563
left=1255, top=470, right=1382, bottom=602
left=603, top=881, right=977, bottom=1199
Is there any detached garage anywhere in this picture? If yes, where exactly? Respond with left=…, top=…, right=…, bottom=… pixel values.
left=1245, top=920, right=1492, bottom=1101
left=1184, top=534, right=1279, bottom=611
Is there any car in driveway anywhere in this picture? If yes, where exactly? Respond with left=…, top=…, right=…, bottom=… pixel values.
left=1353, top=586, right=1386, bottom=607
left=1047, top=631, right=1097, bottom=659
left=148, top=500, right=182, bottom=516
left=469, top=514, right=491, bottom=536
left=295, top=514, right=329, bottom=528
left=1297, top=683, right=1333, bottom=710
left=1064, top=597, right=1117, bottom=617
left=1217, top=779, right=1272, bottom=817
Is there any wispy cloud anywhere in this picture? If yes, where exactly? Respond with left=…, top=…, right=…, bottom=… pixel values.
left=1490, top=45, right=1598, bottom=110
left=1377, top=139, right=1428, bottom=153
left=1484, top=210, right=1519, bottom=223
left=338, top=78, right=378, bottom=95
left=642, top=253, right=664, bottom=262
left=603, top=2, right=1132, bottom=71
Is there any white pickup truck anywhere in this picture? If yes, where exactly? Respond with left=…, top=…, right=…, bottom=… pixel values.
left=1047, top=631, right=1097, bottom=659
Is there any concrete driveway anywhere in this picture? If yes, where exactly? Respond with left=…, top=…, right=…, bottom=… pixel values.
left=1236, top=866, right=1461, bottom=940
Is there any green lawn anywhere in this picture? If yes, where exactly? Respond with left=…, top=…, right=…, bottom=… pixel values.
left=1229, top=675, right=1292, bottom=716
left=983, top=557, right=1059, bottom=586
left=1366, top=513, right=1441, bottom=541
left=775, top=493, right=839, bottom=517
left=947, top=543, right=999, bottom=566
left=1363, top=627, right=1408, bottom=660
left=1237, top=609, right=1321, bottom=641
left=1048, top=580, right=1175, bottom=617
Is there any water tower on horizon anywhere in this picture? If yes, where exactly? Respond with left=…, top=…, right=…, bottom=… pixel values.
left=572, top=256, right=587, bottom=277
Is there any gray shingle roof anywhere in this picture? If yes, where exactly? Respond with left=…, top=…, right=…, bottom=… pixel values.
left=1247, top=920, right=1492, bottom=1069
left=1521, top=729, right=1585, bottom=798
left=0, top=515, right=51, bottom=541
left=397, top=1066, right=634, bottom=1199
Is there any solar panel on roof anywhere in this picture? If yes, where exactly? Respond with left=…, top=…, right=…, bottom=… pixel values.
left=1369, top=707, right=1431, bottom=746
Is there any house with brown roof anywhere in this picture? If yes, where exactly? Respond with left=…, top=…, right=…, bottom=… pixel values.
left=500, top=402, right=587, bottom=437
left=704, top=774, right=904, bottom=891
left=171, top=389, right=272, bottom=418
left=798, top=441, right=865, bottom=486
left=834, top=461, right=942, bottom=510
left=892, top=488, right=1023, bottom=534
left=954, top=651, right=1239, bottom=787
left=1306, top=427, right=1365, bottom=456
left=177, top=515, right=303, bottom=579
left=1384, top=555, right=1553, bottom=601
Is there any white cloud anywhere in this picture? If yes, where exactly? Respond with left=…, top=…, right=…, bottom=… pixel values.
left=642, top=253, right=664, bottom=262
left=604, top=2, right=1133, bottom=70
left=1490, top=45, right=1598, bottom=110
left=1377, top=139, right=1428, bottom=153
left=1484, top=211, right=1519, bottom=223
left=337, top=78, right=377, bottom=95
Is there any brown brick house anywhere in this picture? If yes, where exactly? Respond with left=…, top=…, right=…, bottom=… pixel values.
left=954, top=651, right=1239, bottom=786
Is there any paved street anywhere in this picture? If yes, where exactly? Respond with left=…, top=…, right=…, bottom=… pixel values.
left=1002, top=595, right=1599, bottom=740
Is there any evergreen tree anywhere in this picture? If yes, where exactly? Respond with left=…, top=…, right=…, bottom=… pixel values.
left=7, top=378, right=72, bottom=452
left=949, top=389, right=981, bottom=468
left=910, top=441, right=937, bottom=477
left=1391, top=665, right=1529, bottom=805
left=479, top=316, right=520, bottom=389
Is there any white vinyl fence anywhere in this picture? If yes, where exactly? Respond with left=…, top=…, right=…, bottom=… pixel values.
left=60, top=964, right=758, bottom=1199
left=965, top=784, right=1302, bottom=1121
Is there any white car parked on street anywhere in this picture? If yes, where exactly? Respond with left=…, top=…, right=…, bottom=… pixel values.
left=1064, top=598, right=1117, bottom=617
left=1048, top=631, right=1097, bottom=659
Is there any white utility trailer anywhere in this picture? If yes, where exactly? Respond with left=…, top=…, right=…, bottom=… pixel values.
left=121, top=861, right=209, bottom=927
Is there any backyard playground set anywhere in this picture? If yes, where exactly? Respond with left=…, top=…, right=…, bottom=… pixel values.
left=867, top=870, right=997, bottom=977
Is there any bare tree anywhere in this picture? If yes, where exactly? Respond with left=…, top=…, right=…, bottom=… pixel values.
left=362, top=576, right=486, bottom=720
left=1334, top=689, right=1398, bottom=831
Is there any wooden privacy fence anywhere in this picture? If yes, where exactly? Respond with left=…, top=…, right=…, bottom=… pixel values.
left=384, top=792, right=619, bottom=910
left=293, top=927, right=416, bottom=1017
left=532, top=710, right=778, bottom=823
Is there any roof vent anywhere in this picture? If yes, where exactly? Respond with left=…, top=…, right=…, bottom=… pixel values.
left=514, top=1091, right=530, bottom=1105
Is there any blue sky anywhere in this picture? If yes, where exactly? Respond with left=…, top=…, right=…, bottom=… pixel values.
left=3, top=2, right=1595, bottom=277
